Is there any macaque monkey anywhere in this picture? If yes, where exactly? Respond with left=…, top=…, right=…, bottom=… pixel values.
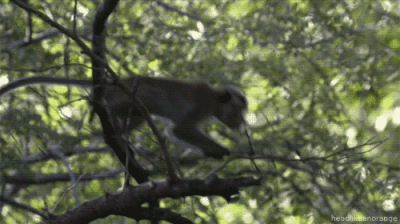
left=0, top=76, right=247, bottom=158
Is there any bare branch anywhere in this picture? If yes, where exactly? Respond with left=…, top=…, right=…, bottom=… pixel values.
left=49, top=149, right=80, bottom=206
left=46, top=176, right=261, bottom=223
left=21, top=146, right=112, bottom=165
left=0, top=195, right=49, bottom=219
left=154, top=0, right=203, bottom=22
left=1, top=29, right=61, bottom=51
left=3, top=169, right=123, bottom=185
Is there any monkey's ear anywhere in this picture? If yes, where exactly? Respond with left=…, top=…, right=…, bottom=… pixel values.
left=217, top=90, right=232, bottom=103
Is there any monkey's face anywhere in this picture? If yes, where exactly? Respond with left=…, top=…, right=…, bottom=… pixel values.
left=215, top=87, right=247, bottom=129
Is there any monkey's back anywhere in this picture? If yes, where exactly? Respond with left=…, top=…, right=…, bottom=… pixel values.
left=134, top=77, right=218, bottom=123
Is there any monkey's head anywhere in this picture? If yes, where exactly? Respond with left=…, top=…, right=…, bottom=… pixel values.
left=214, top=86, right=248, bottom=129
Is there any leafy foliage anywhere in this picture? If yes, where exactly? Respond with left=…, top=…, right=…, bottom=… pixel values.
left=1, top=0, right=400, bottom=223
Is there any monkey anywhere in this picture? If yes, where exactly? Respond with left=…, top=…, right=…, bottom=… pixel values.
left=0, top=76, right=247, bottom=158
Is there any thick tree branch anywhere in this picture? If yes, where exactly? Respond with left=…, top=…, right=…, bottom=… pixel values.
left=45, top=176, right=261, bottom=223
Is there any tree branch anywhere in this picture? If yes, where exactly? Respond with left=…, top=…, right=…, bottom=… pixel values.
left=0, top=195, right=48, bottom=219
left=3, top=169, right=123, bottom=185
left=45, top=176, right=261, bottom=223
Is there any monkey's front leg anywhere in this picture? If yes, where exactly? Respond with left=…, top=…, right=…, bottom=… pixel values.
left=172, top=126, right=231, bottom=159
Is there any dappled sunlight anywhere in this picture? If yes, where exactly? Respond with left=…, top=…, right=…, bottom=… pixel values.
left=375, top=113, right=389, bottom=132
